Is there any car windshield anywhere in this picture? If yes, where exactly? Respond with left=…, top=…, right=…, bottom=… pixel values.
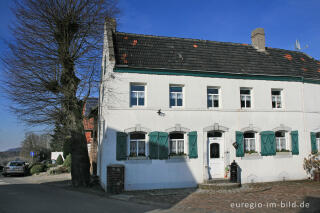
left=9, top=162, right=24, bottom=166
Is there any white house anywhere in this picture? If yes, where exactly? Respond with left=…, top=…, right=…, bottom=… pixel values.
left=97, top=20, right=320, bottom=191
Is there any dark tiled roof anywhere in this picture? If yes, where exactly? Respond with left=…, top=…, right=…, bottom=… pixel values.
left=113, top=32, right=320, bottom=80
left=84, top=98, right=98, bottom=116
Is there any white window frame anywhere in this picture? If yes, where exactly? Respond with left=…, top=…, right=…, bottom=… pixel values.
left=129, top=133, right=146, bottom=157
left=207, top=87, right=220, bottom=109
left=275, top=131, right=288, bottom=152
left=244, top=132, right=257, bottom=153
left=272, top=89, right=282, bottom=109
left=240, top=88, right=252, bottom=109
left=169, top=85, right=184, bottom=108
left=316, top=137, right=320, bottom=152
left=130, top=83, right=146, bottom=107
left=169, top=133, right=185, bottom=155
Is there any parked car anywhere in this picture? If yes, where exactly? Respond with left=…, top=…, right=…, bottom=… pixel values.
left=2, top=161, right=27, bottom=177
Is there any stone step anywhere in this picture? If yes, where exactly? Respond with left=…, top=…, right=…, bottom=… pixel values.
left=198, top=182, right=241, bottom=190
left=204, top=178, right=230, bottom=184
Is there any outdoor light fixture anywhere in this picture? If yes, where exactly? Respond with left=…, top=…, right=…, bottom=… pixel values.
left=232, top=142, right=238, bottom=149
left=157, top=109, right=165, bottom=116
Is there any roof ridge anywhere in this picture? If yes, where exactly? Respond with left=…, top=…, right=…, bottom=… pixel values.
left=116, top=31, right=318, bottom=58
left=115, top=31, right=253, bottom=47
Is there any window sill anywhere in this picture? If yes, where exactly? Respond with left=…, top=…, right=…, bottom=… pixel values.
left=274, top=152, right=292, bottom=158
left=207, top=107, right=220, bottom=110
left=128, top=156, right=148, bottom=160
left=130, top=106, right=146, bottom=108
left=240, top=108, right=253, bottom=111
left=169, top=155, right=188, bottom=159
left=242, top=153, right=262, bottom=160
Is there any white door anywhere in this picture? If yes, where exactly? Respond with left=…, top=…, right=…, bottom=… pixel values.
left=208, top=137, right=224, bottom=179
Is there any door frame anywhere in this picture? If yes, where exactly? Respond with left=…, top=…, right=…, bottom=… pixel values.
left=207, top=133, right=225, bottom=179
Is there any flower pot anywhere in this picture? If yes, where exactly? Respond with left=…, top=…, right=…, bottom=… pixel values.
left=314, top=170, right=320, bottom=181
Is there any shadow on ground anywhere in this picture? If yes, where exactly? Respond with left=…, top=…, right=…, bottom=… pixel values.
left=299, top=196, right=320, bottom=213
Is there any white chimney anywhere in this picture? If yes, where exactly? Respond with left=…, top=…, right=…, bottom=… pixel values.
left=251, top=28, right=265, bottom=51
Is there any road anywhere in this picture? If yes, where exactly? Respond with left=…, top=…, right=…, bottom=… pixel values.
left=0, top=174, right=163, bottom=213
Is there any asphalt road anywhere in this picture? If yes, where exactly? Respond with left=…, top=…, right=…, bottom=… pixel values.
left=0, top=174, right=162, bottom=213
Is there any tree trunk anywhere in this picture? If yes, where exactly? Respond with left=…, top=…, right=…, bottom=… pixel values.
left=70, top=122, right=90, bottom=187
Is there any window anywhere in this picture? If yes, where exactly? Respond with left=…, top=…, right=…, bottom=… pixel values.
left=169, top=133, right=184, bottom=155
left=210, top=143, right=220, bottom=158
left=207, top=87, right=220, bottom=108
left=244, top=132, right=256, bottom=153
left=130, top=84, right=145, bottom=107
left=208, top=131, right=222, bottom=138
left=275, top=131, right=287, bottom=151
left=240, top=88, right=251, bottom=108
left=129, top=132, right=146, bottom=157
left=316, top=133, right=320, bottom=152
left=272, top=89, right=282, bottom=108
left=170, top=86, right=183, bottom=107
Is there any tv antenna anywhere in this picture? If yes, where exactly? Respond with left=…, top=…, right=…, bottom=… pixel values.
left=295, top=39, right=309, bottom=51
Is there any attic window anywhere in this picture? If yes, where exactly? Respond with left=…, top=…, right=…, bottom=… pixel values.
left=284, top=54, right=293, bottom=61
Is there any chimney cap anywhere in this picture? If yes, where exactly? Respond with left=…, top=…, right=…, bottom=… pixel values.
left=251, top=28, right=266, bottom=51
left=251, top=28, right=265, bottom=37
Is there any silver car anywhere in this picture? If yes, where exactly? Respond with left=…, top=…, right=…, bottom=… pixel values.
left=2, top=161, right=27, bottom=176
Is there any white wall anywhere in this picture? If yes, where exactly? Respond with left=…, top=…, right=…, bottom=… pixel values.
left=97, top=70, right=320, bottom=190
left=51, top=152, right=64, bottom=161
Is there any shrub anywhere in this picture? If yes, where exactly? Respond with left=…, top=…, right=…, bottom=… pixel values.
left=63, top=154, right=71, bottom=168
left=56, top=155, right=64, bottom=165
left=30, top=164, right=45, bottom=175
left=304, top=153, right=320, bottom=178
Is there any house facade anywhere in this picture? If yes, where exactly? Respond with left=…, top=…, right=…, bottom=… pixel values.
left=97, top=20, right=320, bottom=191
left=83, top=98, right=98, bottom=174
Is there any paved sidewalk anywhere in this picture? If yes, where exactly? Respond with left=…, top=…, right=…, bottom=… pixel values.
left=6, top=173, right=320, bottom=213
left=121, top=180, right=320, bottom=213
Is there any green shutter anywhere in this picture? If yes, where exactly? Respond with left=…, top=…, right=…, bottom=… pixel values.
left=149, top=131, right=159, bottom=159
left=291, top=130, right=299, bottom=155
left=116, top=132, right=127, bottom=160
left=311, top=132, right=318, bottom=154
left=236, top=131, right=244, bottom=157
left=158, top=132, right=169, bottom=159
left=188, top=131, right=198, bottom=158
left=260, top=131, right=276, bottom=156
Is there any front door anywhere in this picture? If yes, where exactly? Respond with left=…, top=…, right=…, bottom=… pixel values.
left=208, top=136, right=224, bottom=178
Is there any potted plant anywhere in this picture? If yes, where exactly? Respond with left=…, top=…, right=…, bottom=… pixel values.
left=169, top=152, right=187, bottom=159
left=245, top=150, right=258, bottom=156
left=303, top=153, right=320, bottom=181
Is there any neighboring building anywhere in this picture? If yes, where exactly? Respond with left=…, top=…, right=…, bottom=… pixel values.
left=97, top=20, right=320, bottom=191
left=83, top=98, right=98, bottom=174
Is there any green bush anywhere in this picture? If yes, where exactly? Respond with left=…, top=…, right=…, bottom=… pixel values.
left=56, top=155, right=64, bottom=165
left=63, top=154, right=71, bottom=168
left=30, top=164, right=45, bottom=175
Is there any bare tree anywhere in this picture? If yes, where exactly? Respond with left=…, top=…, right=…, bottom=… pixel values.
left=20, top=132, right=51, bottom=162
left=1, top=0, right=118, bottom=186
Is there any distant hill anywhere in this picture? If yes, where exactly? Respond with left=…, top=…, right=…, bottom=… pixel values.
left=6, top=147, right=22, bottom=152
left=0, top=147, right=22, bottom=166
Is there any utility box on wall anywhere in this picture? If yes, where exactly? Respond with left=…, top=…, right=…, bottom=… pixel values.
left=107, top=164, right=125, bottom=193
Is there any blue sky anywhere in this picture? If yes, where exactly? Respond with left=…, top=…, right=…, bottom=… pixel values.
left=1, top=0, right=320, bottom=151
